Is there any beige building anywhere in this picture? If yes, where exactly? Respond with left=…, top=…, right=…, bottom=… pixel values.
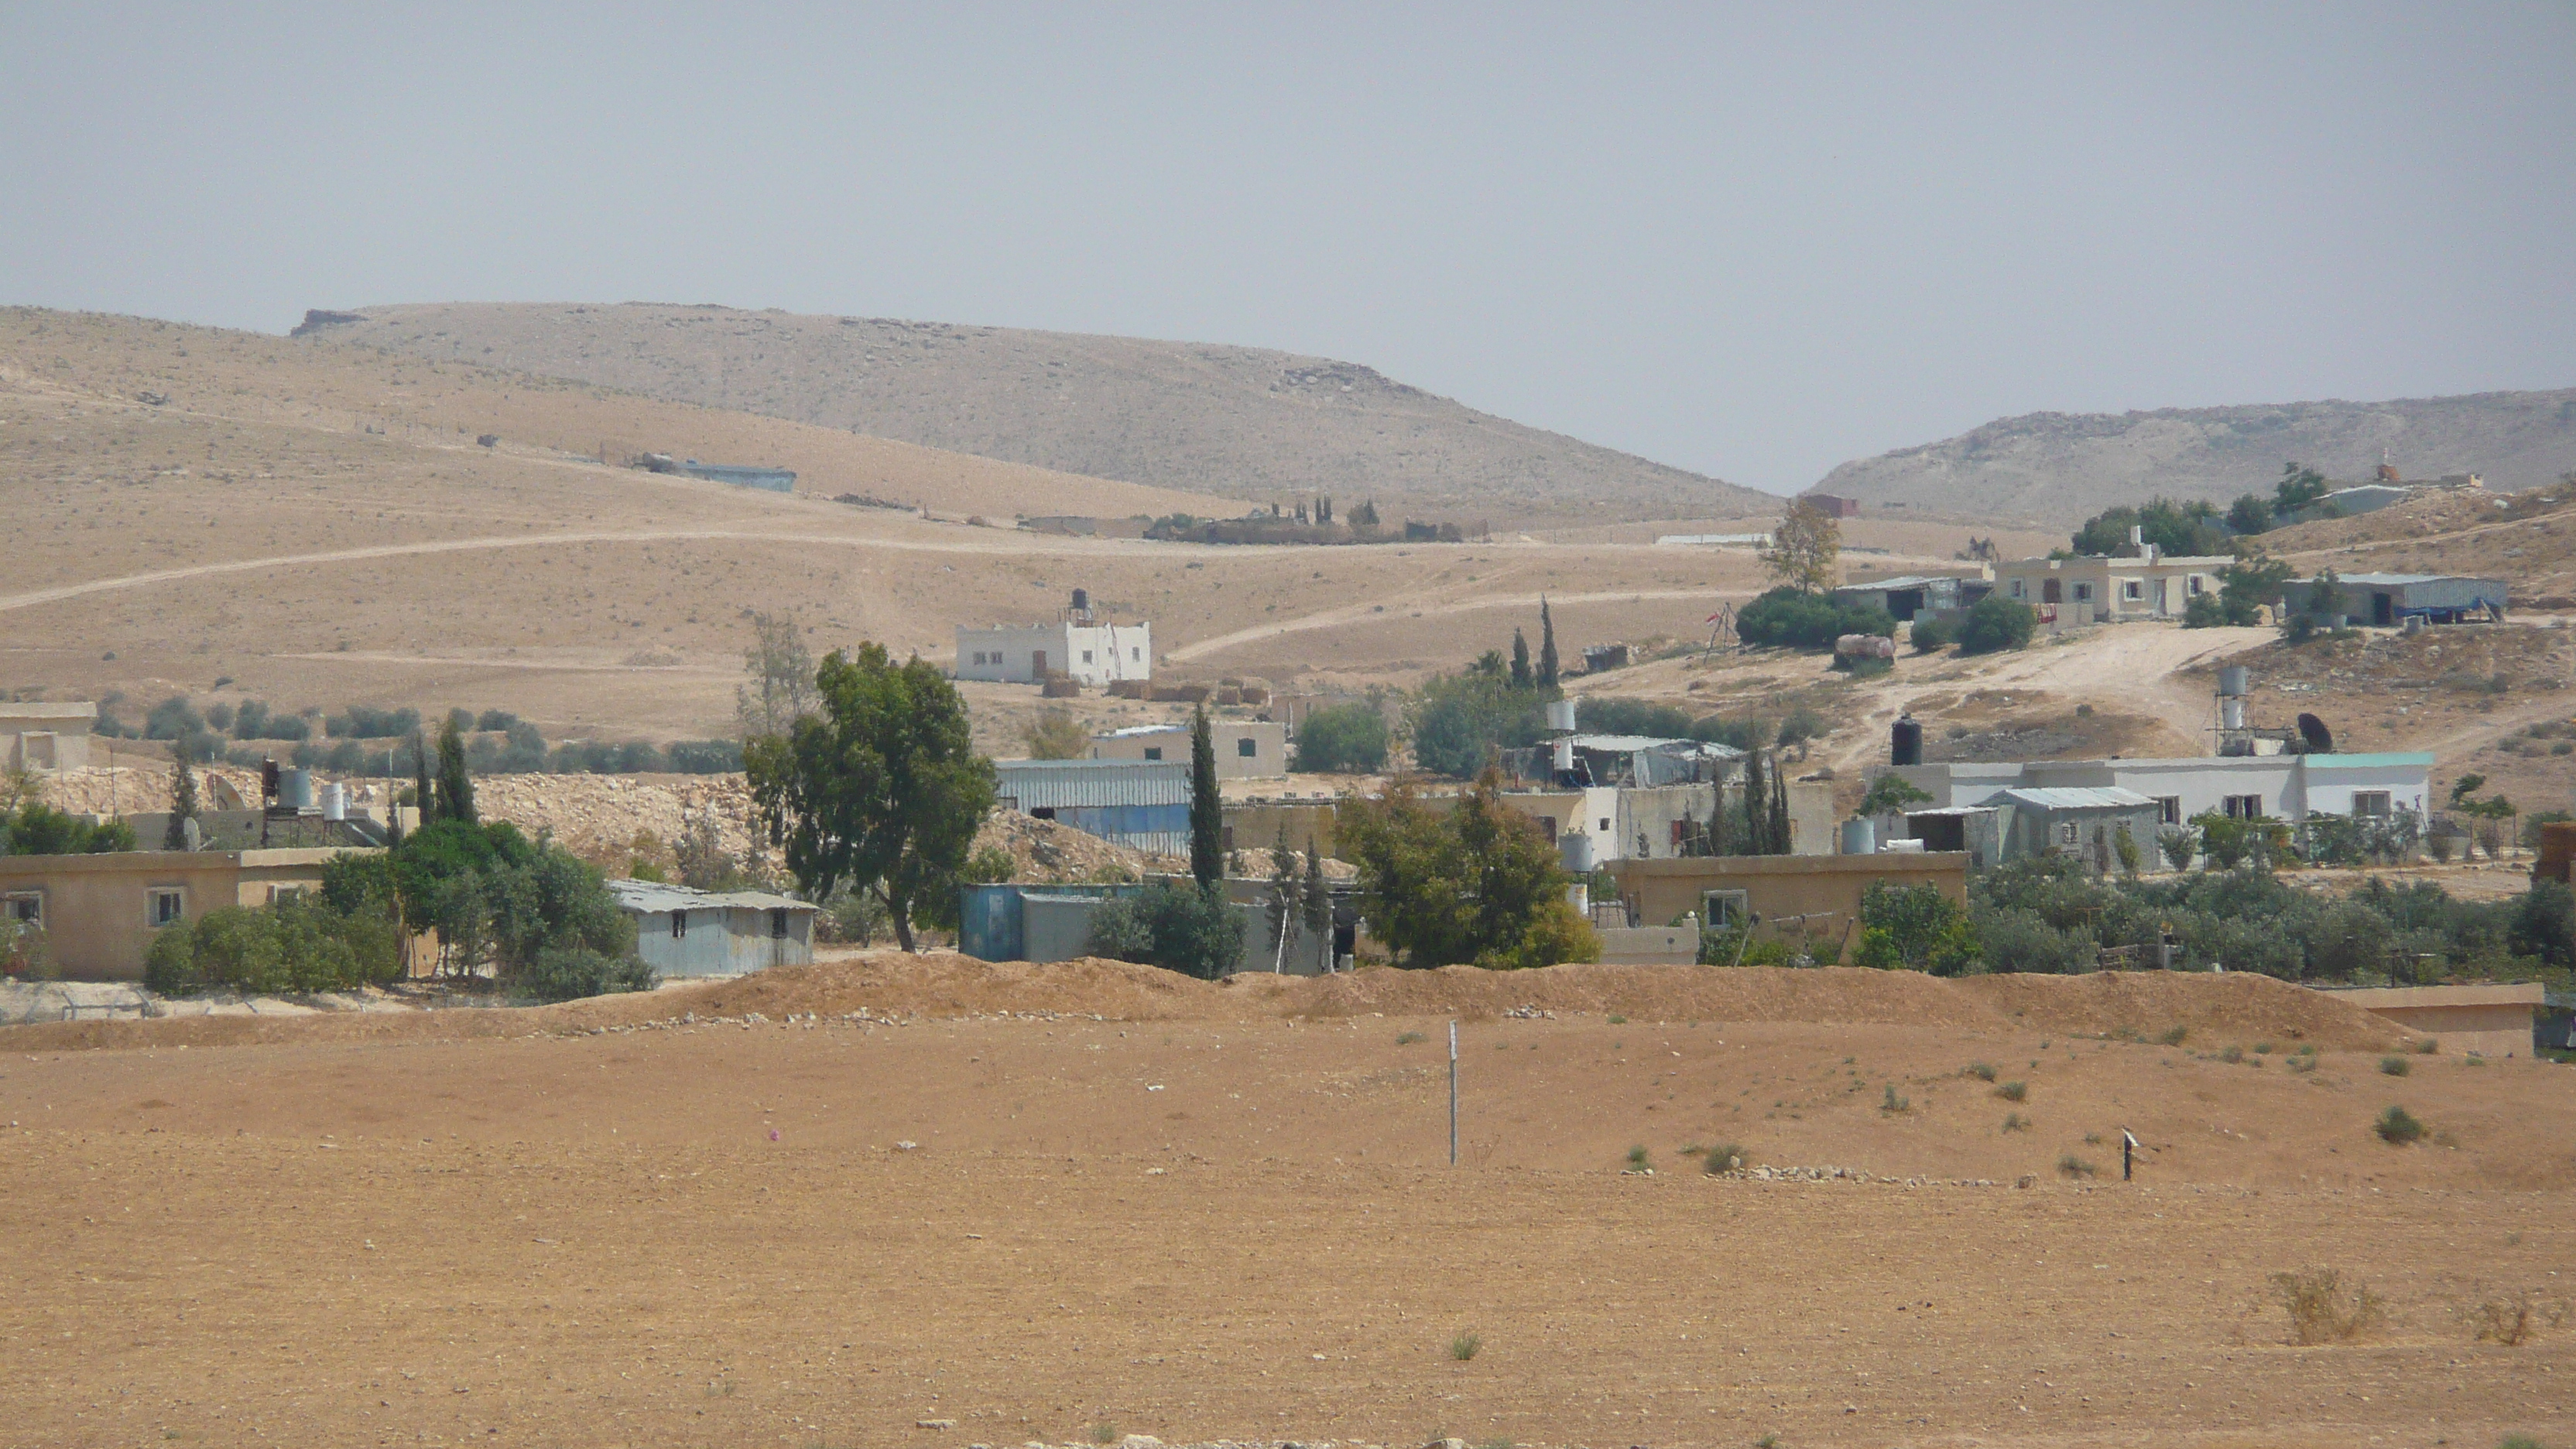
left=1091, top=721, right=1287, bottom=779
left=1605, top=851, right=1969, bottom=964
left=2332, top=982, right=2543, bottom=1059
left=1, top=703, right=96, bottom=772
left=1992, top=555, right=2231, bottom=625
left=0, top=848, right=361, bottom=981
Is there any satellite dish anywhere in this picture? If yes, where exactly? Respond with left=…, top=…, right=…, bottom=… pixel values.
left=2296, top=713, right=2334, bottom=754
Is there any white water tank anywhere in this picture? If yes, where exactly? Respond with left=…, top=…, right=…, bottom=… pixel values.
left=321, top=783, right=347, bottom=821
left=2221, top=697, right=2245, bottom=731
left=2218, top=666, right=2250, bottom=697
left=1552, top=738, right=1575, bottom=772
left=1840, top=817, right=1877, bottom=855
left=1544, top=699, right=1577, bottom=732
left=1560, top=831, right=1597, bottom=873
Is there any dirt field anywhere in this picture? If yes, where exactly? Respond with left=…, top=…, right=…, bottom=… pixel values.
left=7, top=957, right=2568, bottom=1448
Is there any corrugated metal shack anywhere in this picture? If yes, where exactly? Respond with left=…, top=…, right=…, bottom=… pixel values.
left=2282, top=573, right=2508, bottom=626
left=1831, top=574, right=1989, bottom=622
left=677, top=460, right=797, bottom=492
left=959, top=879, right=1343, bottom=975
left=992, top=759, right=1192, bottom=854
left=1997, top=786, right=2163, bottom=871
left=608, top=879, right=817, bottom=978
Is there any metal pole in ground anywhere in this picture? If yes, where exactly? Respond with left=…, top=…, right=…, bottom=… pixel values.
left=1448, top=1019, right=1459, bottom=1166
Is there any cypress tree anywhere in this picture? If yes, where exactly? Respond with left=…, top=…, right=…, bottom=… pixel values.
left=1188, top=707, right=1222, bottom=889
left=1301, top=839, right=1331, bottom=971
left=1510, top=629, right=1533, bottom=689
left=434, top=719, right=477, bottom=826
left=1536, top=599, right=1560, bottom=690
left=411, top=730, right=436, bottom=825
left=1741, top=749, right=1766, bottom=854
left=1769, top=764, right=1792, bottom=853
left=162, top=736, right=198, bottom=851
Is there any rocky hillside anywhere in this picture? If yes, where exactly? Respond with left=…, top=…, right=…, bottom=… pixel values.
left=296, top=303, right=1776, bottom=527
left=1814, top=387, right=2576, bottom=525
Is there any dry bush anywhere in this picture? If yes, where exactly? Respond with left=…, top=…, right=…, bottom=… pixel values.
left=2475, top=1293, right=2564, bottom=1347
left=2270, top=1267, right=2386, bottom=1345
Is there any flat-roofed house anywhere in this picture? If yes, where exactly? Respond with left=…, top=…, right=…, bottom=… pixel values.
left=1992, top=555, right=2232, bottom=625
left=0, top=703, right=95, bottom=772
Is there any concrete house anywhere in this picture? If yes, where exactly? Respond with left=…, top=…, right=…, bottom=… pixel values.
left=1992, top=554, right=2232, bottom=625
left=0, top=703, right=96, bottom=773
left=2329, top=982, right=2542, bottom=1059
left=1831, top=574, right=1989, bottom=622
left=1886, top=753, right=2434, bottom=864
left=1090, top=721, right=1287, bottom=779
left=0, top=847, right=362, bottom=981
left=1604, top=851, right=1968, bottom=964
left=956, top=591, right=1152, bottom=687
left=608, top=879, right=814, bottom=978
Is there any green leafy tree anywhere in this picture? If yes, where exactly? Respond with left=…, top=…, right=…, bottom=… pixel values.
left=433, top=719, right=475, bottom=824
left=2226, top=493, right=2274, bottom=536
left=1860, top=772, right=1933, bottom=817
left=735, top=611, right=817, bottom=740
left=1406, top=670, right=1544, bottom=778
left=163, top=736, right=199, bottom=851
left=745, top=642, right=999, bottom=951
left=1852, top=880, right=1978, bottom=974
left=0, top=801, right=135, bottom=856
left=1735, top=587, right=1896, bottom=651
left=1190, top=707, right=1223, bottom=888
left=1761, top=497, right=1841, bottom=594
left=1290, top=703, right=1389, bottom=773
left=2274, top=462, right=2330, bottom=515
left=1537, top=598, right=1560, bottom=690
left=2219, top=555, right=2294, bottom=626
left=1084, top=880, right=1246, bottom=979
left=1334, top=769, right=1597, bottom=969
left=1957, top=597, right=2038, bottom=655
left=1509, top=629, right=1533, bottom=689
left=2071, top=498, right=2228, bottom=558
left=410, top=729, right=434, bottom=826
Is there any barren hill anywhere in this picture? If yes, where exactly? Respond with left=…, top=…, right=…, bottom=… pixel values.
left=1814, top=387, right=2576, bottom=526
left=297, top=302, right=1776, bottom=527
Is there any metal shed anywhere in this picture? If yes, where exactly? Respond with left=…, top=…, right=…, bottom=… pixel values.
left=1831, top=575, right=1987, bottom=622
left=993, top=759, right=1193, bottom=854
left=608, top=879, right=816, bottom=978
left=2283, top=573, right=2508, bottom=626
left=1997, top=786, right=2164, bottom=871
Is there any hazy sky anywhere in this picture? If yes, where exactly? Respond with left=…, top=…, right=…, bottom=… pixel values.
left=6, top=5, right=2572, bottom=494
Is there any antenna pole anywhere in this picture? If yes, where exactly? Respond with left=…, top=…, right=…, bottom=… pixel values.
left=1447, top=1019, right=1459, bottom=1167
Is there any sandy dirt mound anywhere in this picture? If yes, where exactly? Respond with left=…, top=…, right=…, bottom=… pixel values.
left=1225, top=961, right=2002, bottom=1027
left=1954, top=968, right=2406, bottom=1050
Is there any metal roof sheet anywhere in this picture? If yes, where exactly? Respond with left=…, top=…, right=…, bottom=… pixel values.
left=2300, top=752, right=2436, bottom=769
left=1837, top=574, right=1949, bottom=591
left=1564, top=734, right=1745, bottom=758
left=607, top=879, right=814, bottom=914
left=2000, top=786, right=2156, bottom=810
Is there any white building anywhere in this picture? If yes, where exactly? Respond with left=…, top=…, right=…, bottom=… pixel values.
left=1, top=703, right=96, bottom=772
left=1090, top=721, right=1286, bottom=779
left=955, top=620, right=1153, bottom=687
left=1888, top=752, right=2433, bottom=831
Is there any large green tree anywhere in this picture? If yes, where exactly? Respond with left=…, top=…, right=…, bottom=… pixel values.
left=1334, top=769, right=1596, bottom=970
left=1189, top=707, right=1223, bottom=888
left=745, top=643, right=998, bottom=951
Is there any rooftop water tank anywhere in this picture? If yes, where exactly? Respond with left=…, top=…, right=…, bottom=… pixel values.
left=321, top=782, right=347, bottom=821
left=1560, top=831, right=1597, bottom=874
left=1840, top=817, right=1877, bottom=855
left=276, top=768, right=315, bottom=812
left=1890, top=715, right=1922, bottom=766
left=1544, top=699, right=1577, bottom=733
left=2218, top=665, right=2250, bottom=697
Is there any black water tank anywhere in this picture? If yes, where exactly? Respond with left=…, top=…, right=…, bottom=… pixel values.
left=1070, top=587, right=1090, bottom=613
left=1891, top=715, right=1923, bottom=766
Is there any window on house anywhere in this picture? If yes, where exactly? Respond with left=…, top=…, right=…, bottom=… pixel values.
left=1082, top=650, right=1094, bottom=664
left=2122, top=580, right=2143, bottom=601
left=2187, top=576, right=2205, bottom=595
left=2352, top=790, right=2392, bottom=817
left=672, top=913, right=687, bottom=939
left=2155, top=796, right=2182, bottom=826
left=2224, top=794, right=2263, bottom=820
left=1236, top=738, right=1256, bottom=757
left=1131, top=648, right=1142, bottom=660
left=2057, top=820, right=2081, bottom=845
left=1702, top=889, right=1750, bottom=928
left=770, top=908, right=790, bottom=939
left=1143, top=747, right=1163, bottom=761
left=149, top=889, right=183, bottom=927
left=2009, top=580, right=2026, bottom=599
left=268, top=886, right=303, bottom=906
left=5, top=893, right=40, bottom=929
left=2073, top=582, right=2094, bottom=601
left=1598, top=817, right=1612, bottom=832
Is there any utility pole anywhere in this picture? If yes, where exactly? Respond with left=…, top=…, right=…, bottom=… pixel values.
left=1447, top=1020, right=1459, bottom=1166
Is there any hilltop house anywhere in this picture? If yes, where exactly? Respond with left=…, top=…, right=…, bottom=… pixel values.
left=956, top=591, right=1152, bottom=688
left=1992, top=553, right=2232, bottom=625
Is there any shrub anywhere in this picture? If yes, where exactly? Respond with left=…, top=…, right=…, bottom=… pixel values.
left=1735, top=587, right=1895, bottom=652
left=2270, top=1266, right=2384, bottom=1344
left=2001, top=1112, right=2030, bottom=1132
left=664, top=739, right=745, bottom=774
left=1449, top=1331, right=1482, bottom=1362
left=1625, top=1144, right=1651, bottom=1170
left=2375, top=1105, right=2426, bottom=1145
left=1975, top=906, right=2093, bottom=975
left=1396, top=1030, right=1426, bottom=1045
left=1995, top=1080, right=2029, bottom=1102
left=2475, top=1293, right=2561, bottom=1347
left=1956, top=598, right=2038, bottom=655
left=2379, top=1055, right=2410, bottom=1077
left=1880, top=1083, right=1910, bottom=1113
left=1084, top=880, right=1246, bottom=979
left=145, top=897, right=402, bottom=995
left=1965, top=1061, right=1997, bottom=1081
left=1776, top=705, right=1831, bottom=748
left=514, top=946, right=655, bottom=1003
left=2057, top=1153, right=2098, bottom=1177
left=1910, top=615, right=1955, bottom=653
left=1701, top=1141, right=1747, bottom=1173
left=1853, top=880, right=1978, bottom=974
left=1289, top=701, right=1390, bottom=773
left=2156, top=1026, right=2189, bottom=1046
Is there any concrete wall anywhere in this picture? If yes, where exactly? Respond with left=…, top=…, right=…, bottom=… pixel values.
left=2334, top=983, right=2541, bottom=1058
left=1994, top=557, right=2228, bottom=622
left=956, top=623, right=1153, bottom=686
left=0, top=848, right=357, bottom=981
left=0, top=704, right=96, bottom=772
left=1091, top=721, right=1286, bottom=779
left=1893, top=754, right=2432, bottom=831
left=1605, top=852, right=1969, bottom=965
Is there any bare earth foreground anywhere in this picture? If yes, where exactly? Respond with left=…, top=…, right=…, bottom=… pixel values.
left=6, top=958, right=2569, bottom=1449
